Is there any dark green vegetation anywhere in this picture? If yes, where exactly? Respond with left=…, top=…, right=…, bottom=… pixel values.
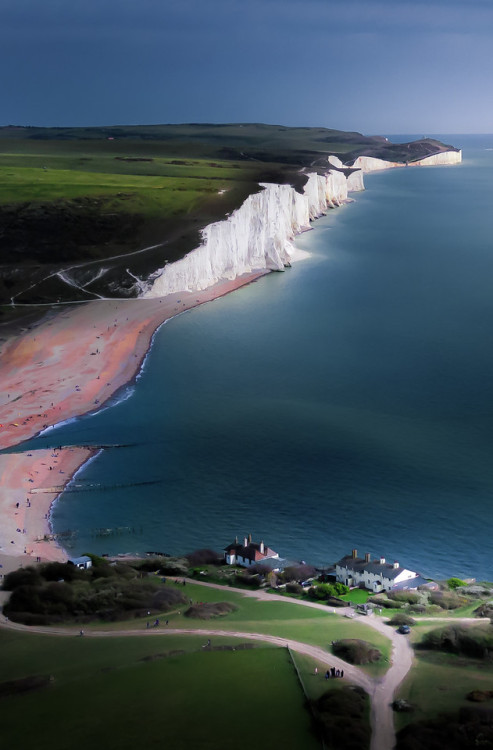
left=0, top=630, right=320, bottom=750
left=394, top=617, right=493, bottom=748
left=396, top=710, right=493, bottom=750
left=421, top=624, right=493, bottom=659
left=332, top=639, right=382, bottom=665
left=312, top=685, right=371, bottom=750
left=0, top=122, right=457, bottom=319
left=2, top=556, right=189, bottom=624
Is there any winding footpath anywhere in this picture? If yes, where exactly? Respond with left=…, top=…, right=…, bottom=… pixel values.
left=0, top=579, right=481, bottom=750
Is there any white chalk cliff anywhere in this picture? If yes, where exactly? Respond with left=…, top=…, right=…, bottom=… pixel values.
left=143, top=167, right=362, bottom=298
left=351, top=150, right=462, bottom=173
left=143, top=149, right=460, bottom=298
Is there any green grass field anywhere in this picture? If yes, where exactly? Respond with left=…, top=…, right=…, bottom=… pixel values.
left=79, top=580, right=392, bottom=675
left=0, top=630, right=319, bottom=750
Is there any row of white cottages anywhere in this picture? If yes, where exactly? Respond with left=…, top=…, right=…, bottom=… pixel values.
left=223, top=536, right=433, bottom=593
left=335, top=549, right=431, bottom=593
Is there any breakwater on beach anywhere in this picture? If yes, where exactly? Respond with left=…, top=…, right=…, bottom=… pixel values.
left=9, top=137, right=493, bottom=581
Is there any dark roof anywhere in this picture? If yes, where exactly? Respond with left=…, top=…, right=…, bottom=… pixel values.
left=224, top=541, right=277, bottom=561
left=336, top=555, right=410, bottom=580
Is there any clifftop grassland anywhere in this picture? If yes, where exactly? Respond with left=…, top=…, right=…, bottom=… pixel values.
left=0, top=123, right=458, bottom=314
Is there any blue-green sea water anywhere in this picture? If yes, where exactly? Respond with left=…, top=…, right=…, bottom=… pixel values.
left=19, top=135, right=493, bottom=580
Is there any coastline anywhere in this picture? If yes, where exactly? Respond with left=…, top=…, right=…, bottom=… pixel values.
left=0, top=150, right=462, bottom=569
left=0, top=270, right=268, bottom=570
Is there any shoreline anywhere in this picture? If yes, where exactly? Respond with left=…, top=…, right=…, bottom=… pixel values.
left=0, top=151, right=462, bottom=570
left=0, top=270, right=268, bottom=570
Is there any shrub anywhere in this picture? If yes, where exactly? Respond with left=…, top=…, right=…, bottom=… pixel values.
left=286, top=582, right=304, bottom=595
left=422, top=624, right=493, bottom=659
left=185, top=549, right=221, bottom=566
left=369, top=596, right=402, bottom=609
left=447, top=577, right=467, bottom=590
left=308, top=583, right=350, bottom=600
left=408, top=604, right=426, bottom=614
left=332, top=639, right=382, bottom=664
left=312, top=686, right=370, bottom=750
left=387, top=613, right=416, bottom=626
left=430, top=591, right=463, bottom=610
left=151, top=588, right=188, bottom=611
left=388, top=591, right=419, bottom=604
left=281, top=564, right=316, bottom=583
left=40, top=562, right=85, bottom=583
left=2, top=567, right=42, bottom=591
left=474, top=602, right=493, bottom=618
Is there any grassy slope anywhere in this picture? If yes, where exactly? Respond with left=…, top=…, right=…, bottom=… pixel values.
left=0, top=631, right=319, bottom=750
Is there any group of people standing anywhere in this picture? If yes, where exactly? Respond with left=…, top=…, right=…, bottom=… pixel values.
left=315, top=666, right=344, bottom=679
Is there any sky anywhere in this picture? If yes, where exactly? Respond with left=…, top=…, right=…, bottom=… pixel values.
left=2, top=0, right=493, bottom=134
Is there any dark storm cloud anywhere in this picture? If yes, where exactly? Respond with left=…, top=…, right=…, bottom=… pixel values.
left=2, top=0, right=493, bottom=131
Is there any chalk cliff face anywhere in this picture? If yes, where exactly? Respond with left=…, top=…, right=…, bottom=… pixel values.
left=143, top=149, right=460, bottom=298
left=352, top=150, right=462, bottom=173
left=143, top=168, right=361, bottom=298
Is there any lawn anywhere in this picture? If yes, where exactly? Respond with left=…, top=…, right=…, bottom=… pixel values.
left=0, top=631, right=319, bottom=750
left=85, top=579, right=392, bottom=675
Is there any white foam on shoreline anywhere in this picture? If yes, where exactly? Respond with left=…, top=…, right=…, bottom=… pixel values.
left=49, top=448, right=104, bottom=550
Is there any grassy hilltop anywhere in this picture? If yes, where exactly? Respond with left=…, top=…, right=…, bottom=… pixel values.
left=0, top=123, right=457, bottom=314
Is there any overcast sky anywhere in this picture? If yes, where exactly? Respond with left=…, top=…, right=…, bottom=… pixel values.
left=2, top=0, right=493, bottom=133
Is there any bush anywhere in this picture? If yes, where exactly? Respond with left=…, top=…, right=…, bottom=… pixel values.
left=430, top=591, right=464, bottom=610
left=185, top=549, right=221, bottom=566
left=387, top=613, right=416, bottom=626
left=332, top=639, right=382, bottom=664
left=281, top=564, right=316, bottom=583
left=286, top=582, right=304, bottom=595
left=408, top=604, right=426, bottom=614
left=40, top=562, right=86, bottom=583
left=308, top=583, right=350, bottom=600
left=474, top=602, right=493, bottom=618
left=312, top=686, right=370, bottom=750
left=2, top=566, right=43, bottom=591
left=151, top=588, right=188, bottom=611
left=369, top=596, right=402, bottom=609
left=447, top=577, right=467, bottom=590
left=388, top=591, right=420, bottom=604
left=422, top=624, right=493, bottom=659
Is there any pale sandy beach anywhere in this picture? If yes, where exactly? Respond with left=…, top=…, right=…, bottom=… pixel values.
left=0, top=271, right=268, bottom=571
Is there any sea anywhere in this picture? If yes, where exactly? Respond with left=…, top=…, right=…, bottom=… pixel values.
left=18, top=134, right=493, bottom=581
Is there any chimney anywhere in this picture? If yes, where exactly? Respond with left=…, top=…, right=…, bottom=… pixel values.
left=352, top=549, right=357, bottom=559
left=235, top=536, right=238, bottom=545
left=365, top=552, right=371, bottom=563
left=248, top=533, right=252, bottom=544
left=393, top=561, right=399, bottom=569
left=260, top=540, right=265, bottom=554
left=379, top=557, right=386, bottom=565
left=244, top=536, right=248, bottom=548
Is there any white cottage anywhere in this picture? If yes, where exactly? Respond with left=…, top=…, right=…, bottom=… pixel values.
left=224, top=534, right=279, bottom=568
left=335, top=549, right=421, bottom=593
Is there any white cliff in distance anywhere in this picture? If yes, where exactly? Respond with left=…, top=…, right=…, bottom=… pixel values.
left=351, top=150, right=462, bottom=173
